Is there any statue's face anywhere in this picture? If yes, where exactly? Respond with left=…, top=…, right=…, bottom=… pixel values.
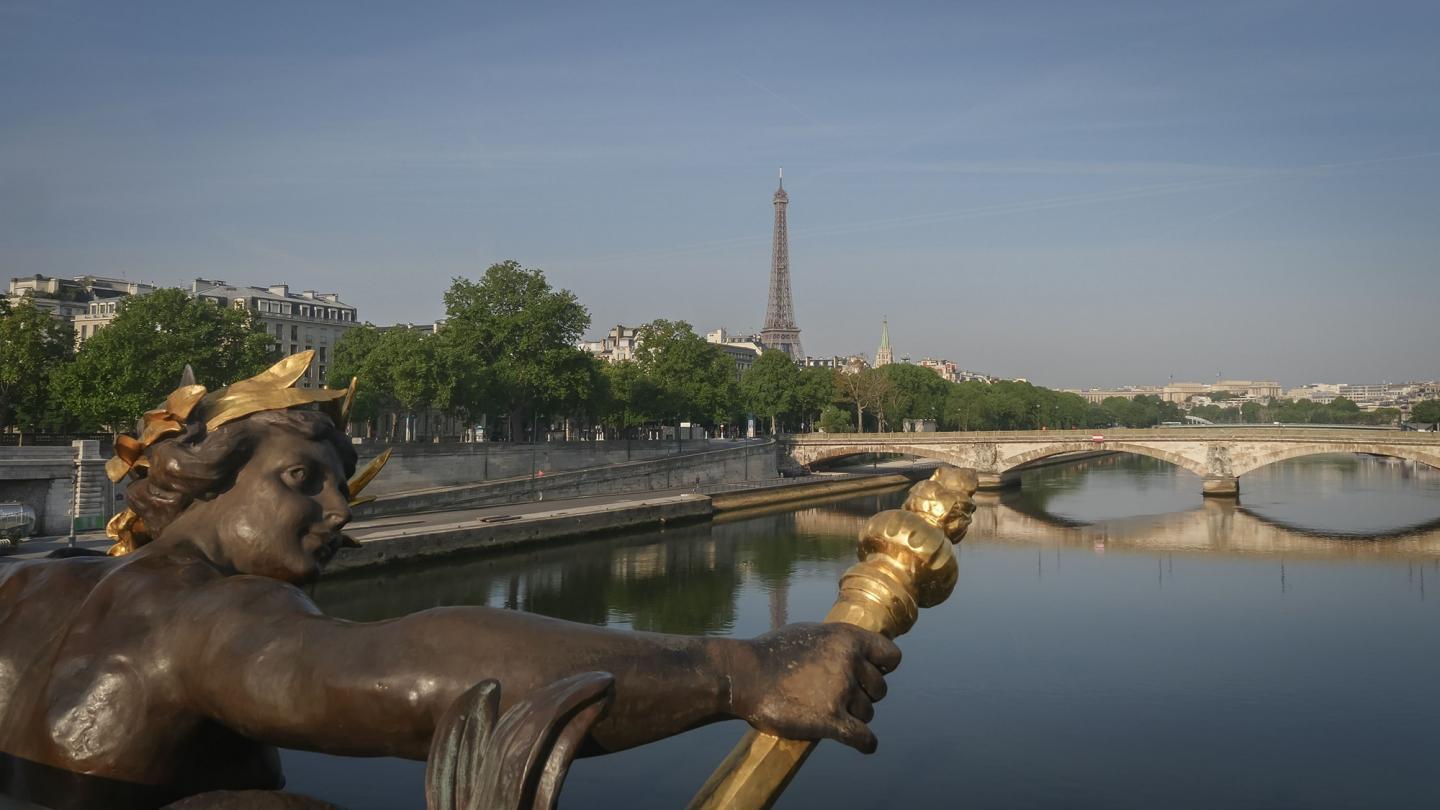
left=205, top=427, right=351, bottom=584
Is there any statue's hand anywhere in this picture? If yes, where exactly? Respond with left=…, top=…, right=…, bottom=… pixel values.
left=728, top=623, right=901, bottom=754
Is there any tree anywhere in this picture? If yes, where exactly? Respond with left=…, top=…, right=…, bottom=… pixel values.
left=48, top=289, right=275, bottom=432
left=375, top=329, right=441, bottom=440
left=793, top=366, right=839, bottom=431
left=1412, top=400, right=1440, bottom=425
left=835, top=368, right=890, bottom=433
left=1239, top=401, right=1262, bottom=424
left=818, top=404, right=852, bottom=433
left=878, top=364, right=950, bottom=429
left=331, top=324, right=388, bottom=435
left=601, top=360, right=660, bottom=434
left=741, top=350, right=801, bottom=434
left=439, top=261, right=592, bottom=440
left=0, top=296, right=74, bottom=437
left=632, top=320, right=739, bottom=429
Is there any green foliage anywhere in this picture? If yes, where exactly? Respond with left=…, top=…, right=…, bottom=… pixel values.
left=741, top=350, right=801, bottom=434
left=632, top=319, right=740, bottom=427
left=877, top=364, right=950, bottom=429
left=439, top=261, right=593, bottom=438
left=835, top=368, right=890, bottom=432
left=330, top=324, right=388, bottom=427
left=945, top=380, right=1101, bottom=431
left=0, top=296, right=74, bottom=434
left=48, top=289, right=275, bottom=431
left=1240, top=401, right=1262, bottom=423
left=794, top=366, right=839, bottom=429
left=1264, top=396, right=1397, bottom=426
left=1411, top=399, right=1440, bottom=424
left=818, top=404, right=852, bottom=433
left=1097, top=394, right=1184, bottom=428
left=600, top=360, right=659, bottom=430
left=332, top=325, right=446, bottom=439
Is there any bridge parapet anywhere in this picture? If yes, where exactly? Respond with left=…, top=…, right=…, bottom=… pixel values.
left=781, top=429, right=1440, bottom=497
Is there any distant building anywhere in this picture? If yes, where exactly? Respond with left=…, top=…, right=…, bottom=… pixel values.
left=190, top=280, right=357, bottom=387
left=704, top=328, right=763, bottom=379
left=580, top=323, right=642, bottom=363
left=802, top=355, right=870, bottom=374
left=917, top=357, right=957, bottom=383
left=1064, top=387, right=1162, bottom=405
left=380, top=321, right=444, bottom=336
left=1285, top=384, right=1340, bottom=404
left=6, top=274, right=157, bottom=344
left=1068, top=380, right=1283, bottom=406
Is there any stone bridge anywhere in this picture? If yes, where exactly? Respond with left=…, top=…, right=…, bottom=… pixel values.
left=780, top=428, right=1440, bottom=496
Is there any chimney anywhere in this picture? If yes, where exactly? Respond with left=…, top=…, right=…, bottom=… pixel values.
left=268, top=284, right=289, bottom=297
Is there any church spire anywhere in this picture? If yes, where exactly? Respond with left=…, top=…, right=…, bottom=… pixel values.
left=875, top=318, right=893, bottom=367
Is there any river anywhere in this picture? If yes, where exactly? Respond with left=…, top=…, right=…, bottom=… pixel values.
left=289, top=453, right=1440, bottom=809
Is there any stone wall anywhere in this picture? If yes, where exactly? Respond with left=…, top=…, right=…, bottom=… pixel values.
left=0, top=442, right=121, bottom=535
left=355, top=439, right=726, bottom=495
left=358, top=440, right=778, bottom=517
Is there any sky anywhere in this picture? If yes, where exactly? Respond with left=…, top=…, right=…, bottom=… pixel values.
left=2, top=0, right=1437, bottom=389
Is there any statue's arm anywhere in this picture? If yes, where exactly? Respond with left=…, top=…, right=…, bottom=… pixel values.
left=175, top=576, right=846, bottom=760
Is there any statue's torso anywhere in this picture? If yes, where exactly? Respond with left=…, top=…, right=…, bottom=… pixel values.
left=0, top=555, right=284, bottom=806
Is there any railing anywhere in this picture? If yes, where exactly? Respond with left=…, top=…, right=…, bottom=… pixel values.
left=783, top=426, right=1437, bottom=443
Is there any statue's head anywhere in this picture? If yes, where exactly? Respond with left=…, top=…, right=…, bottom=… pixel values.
left=105, top=352, right=375, bottom=584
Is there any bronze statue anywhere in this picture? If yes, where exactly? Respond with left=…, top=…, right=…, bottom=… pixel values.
left=0, top=353, right=902, bottom=809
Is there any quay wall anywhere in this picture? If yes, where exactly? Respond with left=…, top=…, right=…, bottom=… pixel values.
left=331, top=495, right=715, bottom=573
left=0, top=443, right=118, bottom=535
left=354, top=439, right=733, bottom=495
left=357, top=440, right=779, bottom=518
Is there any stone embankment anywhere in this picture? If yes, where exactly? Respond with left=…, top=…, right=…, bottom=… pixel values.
left=329, top=470, right=924, bottom=574
left=357, top=440, right=779, bottom=518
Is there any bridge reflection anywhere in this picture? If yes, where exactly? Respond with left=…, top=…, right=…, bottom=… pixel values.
left=797, top=487, right=1440, bottom=560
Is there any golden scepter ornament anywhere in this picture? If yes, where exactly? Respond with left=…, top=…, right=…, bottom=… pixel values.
left=688, top=465, right=979, bottom=810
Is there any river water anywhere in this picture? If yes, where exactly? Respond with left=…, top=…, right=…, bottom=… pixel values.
left=290, top=454, right=1440, bottom=809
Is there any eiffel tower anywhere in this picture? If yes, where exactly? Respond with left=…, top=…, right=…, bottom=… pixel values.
left=760, top=169, right=803, bottom=360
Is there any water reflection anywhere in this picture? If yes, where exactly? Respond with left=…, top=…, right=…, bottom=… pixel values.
left=316, top=454, right=1440, bottom=628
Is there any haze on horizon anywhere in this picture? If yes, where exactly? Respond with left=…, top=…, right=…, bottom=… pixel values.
left=2, top=0, right=1437, bottom=390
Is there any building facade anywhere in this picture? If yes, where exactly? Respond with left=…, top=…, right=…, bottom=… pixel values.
left=704, top=328, right=762, bottom=379
left=6, top=274, right=157, bottom=344
left=190, top=280, right=357, bottom=387
left=580, top=324, right=642, bottom=363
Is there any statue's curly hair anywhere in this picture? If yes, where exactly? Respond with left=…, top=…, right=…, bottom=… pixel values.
left=125, top=409, right=357, bottom=545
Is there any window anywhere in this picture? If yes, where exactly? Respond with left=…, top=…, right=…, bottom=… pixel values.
left=291, top=325, right=298, bottom=341
left=274, top=324, right=283, bottom=338
left=317, top=346, right=327, bottom=362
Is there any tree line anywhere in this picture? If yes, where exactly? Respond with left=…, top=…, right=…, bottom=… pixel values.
left=1, top=260, right=1422, bottom=440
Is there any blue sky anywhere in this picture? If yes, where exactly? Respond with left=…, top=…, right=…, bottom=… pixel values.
left=2, top=0, right=1437, bottom=388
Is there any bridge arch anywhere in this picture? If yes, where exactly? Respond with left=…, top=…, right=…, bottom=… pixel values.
left=1229, top=444, right=1440, bottom=477
left=1002, top=442, right=1210, bottom=478
left=796, top=443, right=973, bottom=470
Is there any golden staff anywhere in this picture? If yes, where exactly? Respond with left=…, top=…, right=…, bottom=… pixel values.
left=688, top=465, right=979, bottom=810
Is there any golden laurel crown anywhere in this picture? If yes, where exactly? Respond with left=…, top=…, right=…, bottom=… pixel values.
left=103, top=350, right=388, bottom=555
